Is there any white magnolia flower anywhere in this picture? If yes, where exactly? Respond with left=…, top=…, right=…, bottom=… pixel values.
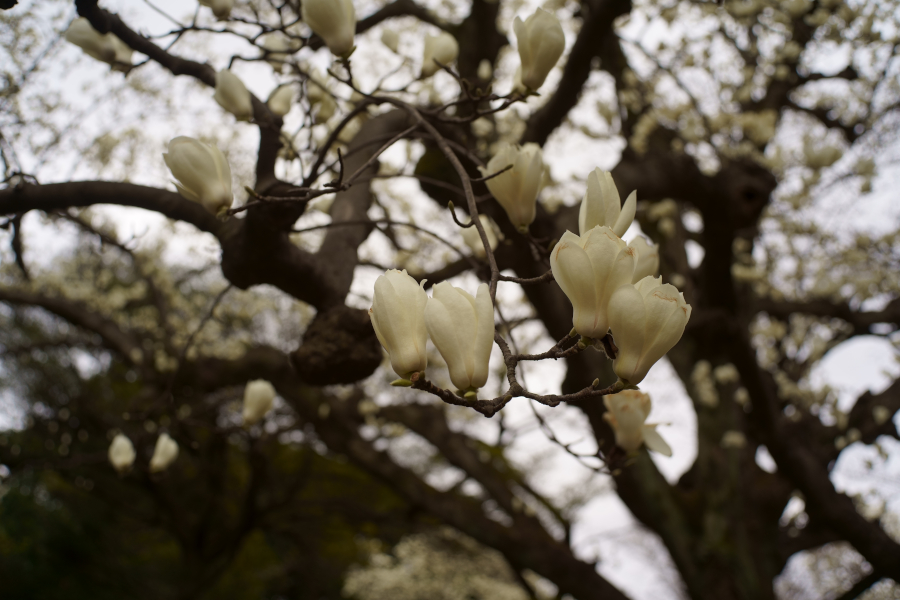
left=628, top=236, right=659, bottom=283
left=381, top=29, right=400, bottom=53
left=243, top=379, right=276, bottom=425
left=214, top=70, right=254, bottom=122
left=261, top=33, right=300, bottom=72
left=108, top=434, right=136, bottom=473
left=479, top=143, right=544, bottom=231
left=369, top=270, right=429, bottom=379
left=578, top=169, right=636, bottom=237
left=603, top=390, right=671, bottom=455
left=550, top=226, right=637, bottom=339
left=302, top=0, right=357, bottom=57
left=149, top=433, right=179, bottom=472
left=513, top=8, right=565, bottom=91
left=421, top=32, right=460, bottom=78
left=477, top=59, right=493, bottom=81
left=267, top=84, right=294, bottom=117
left=460, top=215, right=500, bottom=259
left=65, top=18, right=133, bottom=71
left=424, top=283, right=494, bottom=392
left=307, top=72, right=337, bottom=124
left=199, top=0, right=233, bottom=19
left=608, top=276, right=692, bottom=386
left=163, top=137, right=234, bottom=216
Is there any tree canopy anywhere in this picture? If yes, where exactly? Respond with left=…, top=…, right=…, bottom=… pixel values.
left=1, top=0, right=899, bottom=599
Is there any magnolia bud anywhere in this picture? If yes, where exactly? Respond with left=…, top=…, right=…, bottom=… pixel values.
left=149, top=433, right=179, bottom=472
left=608, top=276, right=692, bottom=386
left=261, top=33, right=300, bottom=72
left=477, top=59, right=493, bottom=81
left=108, top=434, right=136, bottom=473
left=302, top=0, right=357, bottom=57
left=578, top=168, right=636, bottom=237
left=461, top=215, right=500, bottom=259
left=628, top=236, right=660, bottom=283
left=199, top=0, right=233, bottom=19
left=267, top=84, right=294, bottom=117
left=424, top=282, right=494, bottom=392
left=243, top=379, right=276, bottom=425
left=369, top=270, right=428, bottom=379
left=551, top=226, right=637, bottom=339
left=163, top=137, right=234, bottom=217
left=513, top=8, right=565, bottom=91
left=214, top=70, right=254, bottom=122
left=307, top=72, right=337, bottom=124
left=421, top=32, right=459, bottom=78
left=479, top=143, right=544, bottom=231
left=65, top=18, right=133, bottom=71
left=381, top=29, right=400, bottom=53
left=603, top=390, right=671, bottom=456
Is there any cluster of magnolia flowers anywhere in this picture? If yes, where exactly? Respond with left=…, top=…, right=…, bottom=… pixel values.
left=107, top=379, right=276, bottom=473
left=64, top=2, right=568, bottom=218
left=68, top=3, right=686, bottom=457
left=369, top=169, right=690, bottom=455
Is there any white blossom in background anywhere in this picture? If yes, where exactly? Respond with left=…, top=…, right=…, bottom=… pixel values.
left=261, top=33, right=300, bottom=72
left=480, top=143, right=544, bottom=231
left=65, top=18, right=133, bottom=71
left=381, top=29, right=399, bottom=53
left=149, top=433, right=179, bottom=472
left=302, top=0, right=357, bottom=57
left=460, top=215, right=500, bottom=258
left=243, top=379, right=276, bottom=425
left=213, top=70, right=254, bottom=122
left=163, top=137, right=234, bottom=217
left=198, top=0, right=233, bottom=19
left=424, top=282, right=495, bottom=395
left=608, top=276, right=692, bottom=386
left=603, top=390, right=672, bottom=455
left=267, top=85, right=294, bottom=117
left=477, top=59, right=493, bottom=80
left=108, top=434, right=136, bottom=473
left=628, top=236, right=659, bottom=283
left=513, top=8, right=565, bottom=91
left=578, top=168, right=637, bottom=237
left=550, top=226, right=637, bottom=339
left=307, top=72, right=337, bottom=124
left=369, top=270, right=429, bottom=380
left=421, top=32, right=460, bottom=78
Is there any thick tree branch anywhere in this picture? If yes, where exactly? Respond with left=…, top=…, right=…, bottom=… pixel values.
left=0, top=182, right=221, bottom=234
left=0, top=287, right=142, bottom=364
left=755, top=297, right=900, bottom=335
left=728, top=331, right=900, bottom=581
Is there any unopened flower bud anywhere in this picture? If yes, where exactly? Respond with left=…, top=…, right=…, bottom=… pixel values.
left=199, top=0, right=233, bottom=19
left=214, top=70, right=254, bottom=122
left=608, top=276, right=692, bottom=386
left=65, top=17, right=133, bottom=71
left=267, top=84, right=294, bottom=117
left=479, top=143, right=544, bottom=231
left=513, top=8, right=565, bottom=91
left=163, top=136, right=234, bottom=216
left=108, top=434, right=136, bottom=473
left=578, top=169, right=636, bottom=237
left=425, top=282, right=494, bottom=392
left=243, top=379, right=276, bottom=425
left=302, top=0, right=357, bottom=57
left=422, top=32, right=459, bottom=77
left=369, top=270, right=428, bottom=379
left=149, top=433, right=179, bottom=472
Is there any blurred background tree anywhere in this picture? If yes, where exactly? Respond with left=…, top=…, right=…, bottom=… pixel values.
left=1, top=0, right=899, bottom=599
